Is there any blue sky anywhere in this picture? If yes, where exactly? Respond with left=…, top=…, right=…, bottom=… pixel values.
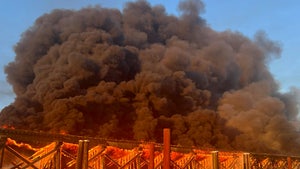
left=0, top=0, right=299, bottom=111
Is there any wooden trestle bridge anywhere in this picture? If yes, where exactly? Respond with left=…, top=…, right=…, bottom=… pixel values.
left=0, top=128, right=300, bottom=169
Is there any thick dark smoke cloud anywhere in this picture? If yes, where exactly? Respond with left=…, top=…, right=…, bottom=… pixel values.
left=1, top=0, right=300, bottom=154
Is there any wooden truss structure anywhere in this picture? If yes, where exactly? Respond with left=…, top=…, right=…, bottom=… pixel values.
left=0, top=128, right=300, bottom=169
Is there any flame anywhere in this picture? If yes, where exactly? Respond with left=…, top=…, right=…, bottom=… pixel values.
left=104, top=146, right=130, bottom=159
left=140, top=149, right=160, bottom=159
left=6, top=138, right=39, bottom=151
left=219, top=156, right=229, bottom=162
left=62, top=142, right=78, bottom=154
left=171, top=152, right=184, bottom=161
left=193, top=150, right=211, bottom=161
left=195, top=154, right=208, bottom=161
left=141, top=149, right=149, bottom=159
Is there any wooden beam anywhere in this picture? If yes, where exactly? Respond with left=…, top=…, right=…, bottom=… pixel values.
left=211, top=151, right=219, bottom=169
left=148, top=143, right=154, bottom=169
left=76, top=140, right=84, bottom=169
left=163, top=128, right=170, bottom=169
left=0, top=136, right=6, bottom=168
left=100, top=154, right=106, bottom=169
left=287, top=157, right=292, bottom=169
left=21, top=142, right=62, bottom=168
left=119, top=152, right=141, bottom=168
left=5, top=145, right=38, bottom=169
left=82, top=140, right=89, bottom=169
left=54, top=142, right=62, bottom=169
left=243, top=153, right=250, bottom=169
left=103, top=154, right=121, bottom=167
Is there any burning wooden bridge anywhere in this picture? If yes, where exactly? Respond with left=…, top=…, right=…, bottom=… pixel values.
left=0, top=128, right=300, bottom=169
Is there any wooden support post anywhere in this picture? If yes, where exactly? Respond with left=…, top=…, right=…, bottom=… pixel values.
left=0, top=136, right=7, bottom=169
left=54, top=141, right=62, bottom=169
left=76, top=140, right=84, bottom=169
left=82, top=140, right=89, bottom=169
left=148, top=143, right=154, bottom=169
left=163, top=128, right=170, bottom=169
left=287, top=157, right=292, bottom=169
left=100, top=155, right=106, bottom=169
left=211, top=151, right=219, bottom=169
left=136, top=153, right=141, bottom=169
left=243, top=153, right=250, bottom=169
left=0, top=146, right=4, bottom=169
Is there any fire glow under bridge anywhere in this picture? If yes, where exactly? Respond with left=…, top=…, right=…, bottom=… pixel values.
left=0, top=128, right=300, bottom=169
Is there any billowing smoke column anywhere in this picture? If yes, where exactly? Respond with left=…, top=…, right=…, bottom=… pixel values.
left=1, top=0, right=300, bottom=154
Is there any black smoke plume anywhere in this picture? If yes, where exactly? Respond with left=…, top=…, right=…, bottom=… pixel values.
left=1, top=0, right=300, bottom=155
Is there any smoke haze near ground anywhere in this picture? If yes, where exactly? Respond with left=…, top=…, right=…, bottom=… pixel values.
left=1, top=0, right=300, bottom=155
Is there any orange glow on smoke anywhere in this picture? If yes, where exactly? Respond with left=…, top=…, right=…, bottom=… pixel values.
left=6, top=138, right=39, bottom=151
left=1, top=125, right=15, bottom=129
left=59, top=130, right=68, bottom=135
